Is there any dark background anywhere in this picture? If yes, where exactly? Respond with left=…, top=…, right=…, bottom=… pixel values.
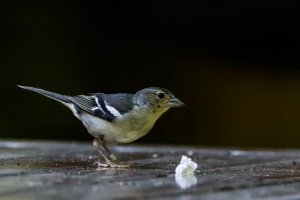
left=1, top=1, right=300, bottom=148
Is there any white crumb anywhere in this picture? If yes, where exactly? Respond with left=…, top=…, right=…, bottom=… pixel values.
left=175, top=155, right=198, bottom=176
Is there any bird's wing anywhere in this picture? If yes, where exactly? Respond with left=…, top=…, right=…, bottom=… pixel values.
left=95, top=93, right=135, bottom=115
left=68, top=95, right=118, bottom=122
left=68, top=93, right=134, bottom=121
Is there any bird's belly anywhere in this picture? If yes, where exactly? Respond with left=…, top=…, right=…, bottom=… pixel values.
left=79, top=105, right=166, bottom=144
left=80, top=113, right=115, bottom=139
left=113, top=122, right=154, bottom=143
left=79, top=113, right=154, bottom=144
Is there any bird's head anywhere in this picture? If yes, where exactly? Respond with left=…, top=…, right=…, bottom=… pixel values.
left=134, top=87, right=185, bottom=109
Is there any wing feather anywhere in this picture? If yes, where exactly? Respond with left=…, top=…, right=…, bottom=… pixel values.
left=68, top=95, right=116, bottom=121
left=67, top=93, right=134, bottom=122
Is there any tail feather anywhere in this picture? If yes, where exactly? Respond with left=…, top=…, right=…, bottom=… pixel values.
left=17, top=85, right=71, bottom=104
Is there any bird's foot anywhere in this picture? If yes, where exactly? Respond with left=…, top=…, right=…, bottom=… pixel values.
left=94, top=160, right=131, bottom=168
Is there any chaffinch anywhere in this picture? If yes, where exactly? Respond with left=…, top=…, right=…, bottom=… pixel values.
left=18, top=85, right=184, bottom=168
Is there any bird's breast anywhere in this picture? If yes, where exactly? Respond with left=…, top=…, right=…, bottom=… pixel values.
left=79, top=106, right=169, bottom=144
left=112, top=106, right=169, bottom=143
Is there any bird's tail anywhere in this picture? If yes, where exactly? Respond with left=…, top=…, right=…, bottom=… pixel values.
left=17, top=85, right=72, bottom=104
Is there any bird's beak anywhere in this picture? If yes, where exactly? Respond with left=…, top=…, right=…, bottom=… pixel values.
left=167, top=97, right=185, bottom=107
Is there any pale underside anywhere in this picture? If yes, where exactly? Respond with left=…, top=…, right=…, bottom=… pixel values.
left=65, top=103, right=169, bottom=144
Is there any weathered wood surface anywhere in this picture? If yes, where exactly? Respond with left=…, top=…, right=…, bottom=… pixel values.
left=1, top=141, right=300, bottom=200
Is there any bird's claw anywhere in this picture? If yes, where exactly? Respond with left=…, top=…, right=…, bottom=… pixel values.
left=94, top=161, right=131, bottom=168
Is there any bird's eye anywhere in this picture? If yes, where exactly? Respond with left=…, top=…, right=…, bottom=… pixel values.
left=157, top=92, right=165, bottom=99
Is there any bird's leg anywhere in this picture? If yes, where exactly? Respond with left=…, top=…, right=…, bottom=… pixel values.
left=92, top=138, right=112, bottom=167
left=92, top=138, right=130, bottom=168
left=103, top=143, right=118, bottom=162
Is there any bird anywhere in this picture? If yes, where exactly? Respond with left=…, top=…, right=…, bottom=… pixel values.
left=18, top=85, right=185, bottom=168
